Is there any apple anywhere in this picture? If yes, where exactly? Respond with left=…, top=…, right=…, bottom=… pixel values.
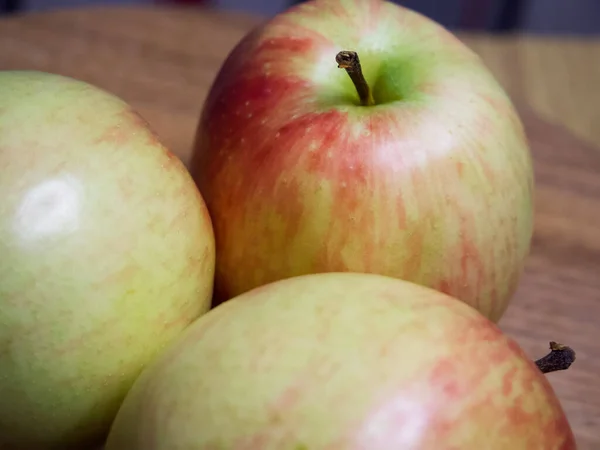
left=0, top=71, right=215, bottom=448
left=190, top=0, right=534, bottom=321
left=104, top=272, right=575, bottom=450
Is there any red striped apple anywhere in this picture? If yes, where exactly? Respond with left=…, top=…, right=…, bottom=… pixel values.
left=0, top=71, right=215, bottom=448
left=105, top=273, right=575, bottom=450
left=190, top=0, right=534, bottom=321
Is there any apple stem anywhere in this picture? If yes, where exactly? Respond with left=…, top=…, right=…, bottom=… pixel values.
left=336, top=51, right=375, bottom=106
left=535, top=341, right=576, bottom=374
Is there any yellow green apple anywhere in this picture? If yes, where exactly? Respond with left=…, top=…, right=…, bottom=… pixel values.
left=0, top=71, right=215, bottom=448
left=105, top=273, right=574, bottom=450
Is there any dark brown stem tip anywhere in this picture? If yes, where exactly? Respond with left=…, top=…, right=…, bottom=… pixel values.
left=336, top=50, right=359, bottom=69
left=535, top=341, right=576, bottom=374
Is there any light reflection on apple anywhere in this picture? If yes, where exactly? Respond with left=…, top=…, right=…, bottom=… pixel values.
left=12, top=174, right=82, bottom=245
left=355, top=394, right=430, bottom=448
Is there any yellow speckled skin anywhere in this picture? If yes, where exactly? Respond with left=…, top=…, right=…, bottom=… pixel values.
left=105, top=273, right=575, bottom=450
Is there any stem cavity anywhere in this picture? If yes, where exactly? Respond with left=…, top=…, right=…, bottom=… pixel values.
left=336, top=51, right=375, bottom=106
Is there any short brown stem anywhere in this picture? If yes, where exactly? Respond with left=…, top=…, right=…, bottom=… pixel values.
left=535, top=341, right=576, bottom=374
left=336, top=51, right=375, bottom=106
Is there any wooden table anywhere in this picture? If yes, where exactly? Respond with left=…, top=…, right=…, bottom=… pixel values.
left=1, top=5, right=599, bottom=449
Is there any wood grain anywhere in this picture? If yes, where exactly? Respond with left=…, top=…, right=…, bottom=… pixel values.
left=463, top=35, right=600, bottom=149
left=1, top=5, right=599, bottom=449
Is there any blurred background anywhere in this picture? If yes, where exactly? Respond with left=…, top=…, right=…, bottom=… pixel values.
left=1, top=0, right=600, bottom=35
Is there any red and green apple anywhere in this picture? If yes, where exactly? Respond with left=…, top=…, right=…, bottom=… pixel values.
left=190, top=0, right=534, bottom=321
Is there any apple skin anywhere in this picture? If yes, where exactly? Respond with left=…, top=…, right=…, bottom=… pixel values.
left=105, top=272, right=575, bottom=450
left=0, top=71, right=216, bottom=449
left=190, top=0, right=534, bottom=321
